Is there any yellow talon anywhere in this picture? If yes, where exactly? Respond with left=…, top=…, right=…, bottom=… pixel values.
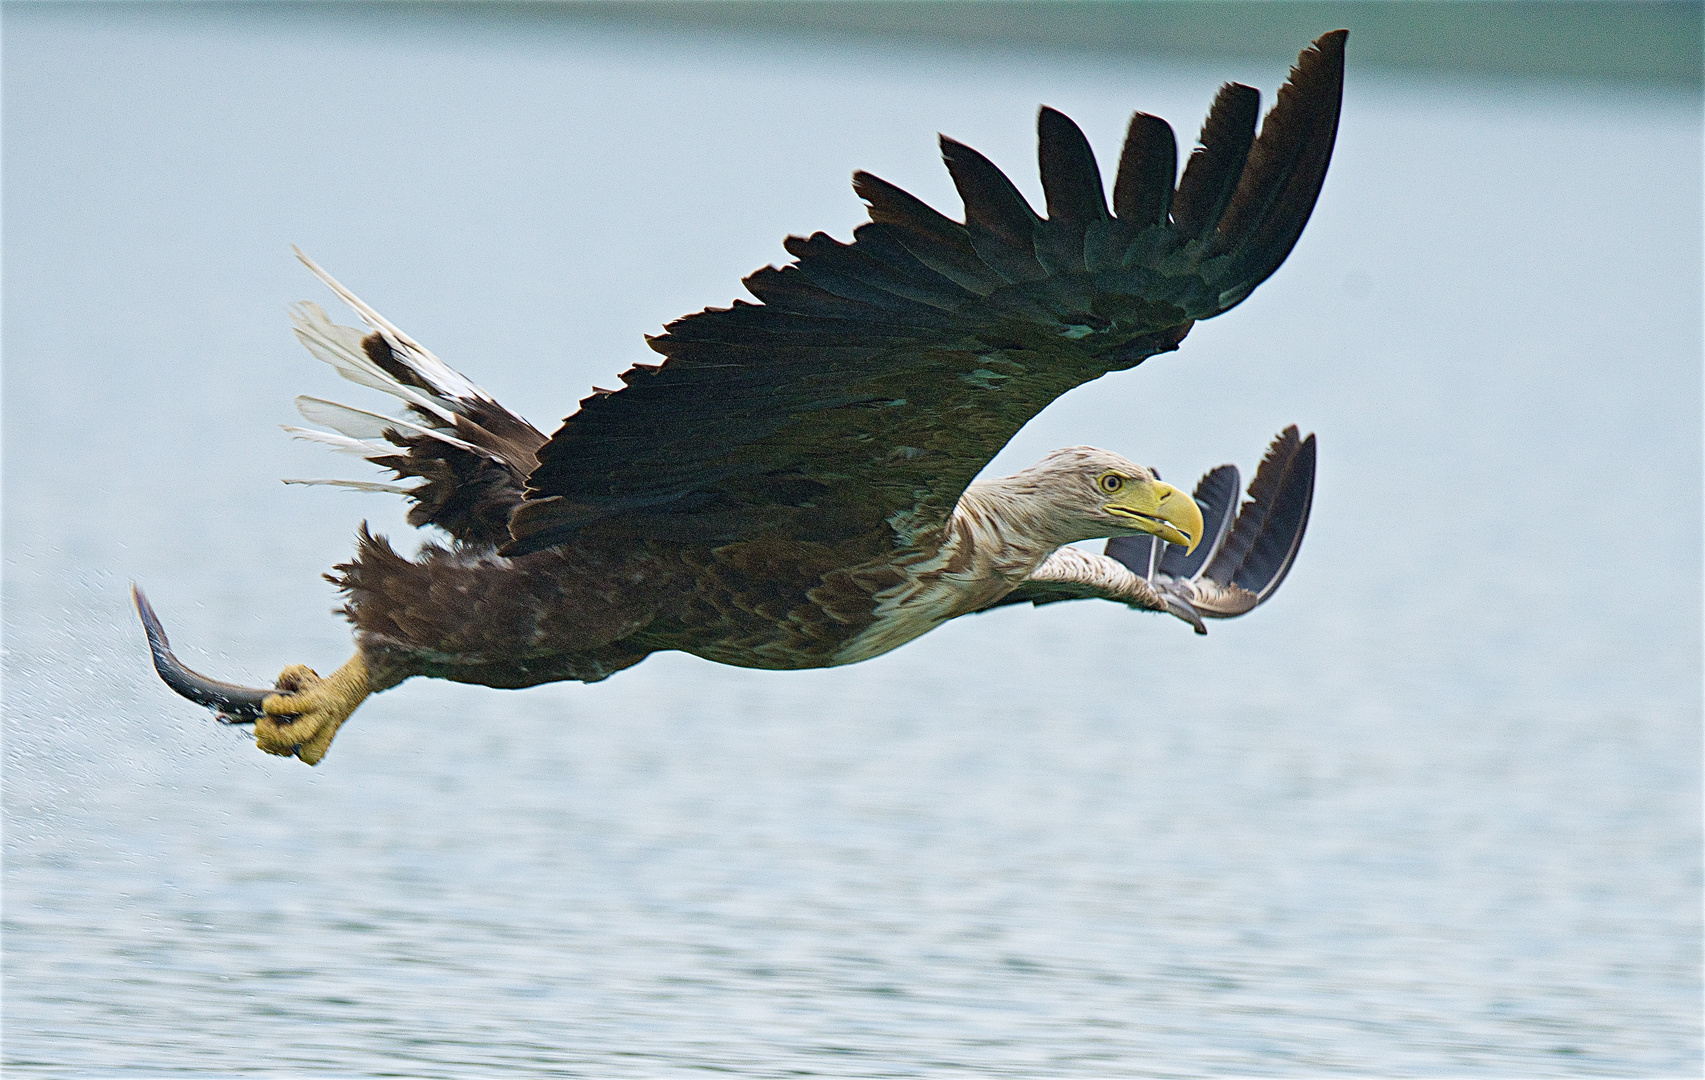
left=255, top=655, right=371, bottom=765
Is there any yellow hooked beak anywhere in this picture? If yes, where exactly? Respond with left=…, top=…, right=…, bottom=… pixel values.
left=1104, top=479, right=1205, bottom=553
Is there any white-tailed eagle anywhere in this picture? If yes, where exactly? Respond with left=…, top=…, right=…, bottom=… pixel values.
left=137, top=31, right=1345, bottom=764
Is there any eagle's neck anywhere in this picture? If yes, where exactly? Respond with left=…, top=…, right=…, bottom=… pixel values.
left=829, top=482, right=1072, bottom=666
left=831, top=473, right=1095, bottom=666
left=944, top=477, right=1082, bottom=580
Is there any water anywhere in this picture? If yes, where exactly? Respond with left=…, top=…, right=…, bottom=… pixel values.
left=4, top=7, right=1700, bottom=1077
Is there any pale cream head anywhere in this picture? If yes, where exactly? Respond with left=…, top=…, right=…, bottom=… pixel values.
left=1002, top=446, right=1206, bottom=550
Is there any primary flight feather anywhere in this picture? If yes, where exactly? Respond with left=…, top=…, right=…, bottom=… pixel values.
left=137, top=31, right=1346, bottom=764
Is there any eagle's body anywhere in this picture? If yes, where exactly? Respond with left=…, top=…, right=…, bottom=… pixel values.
left=137, top=33, right=1345, bottom=764
left=338, top=446, right=1185, bottom=687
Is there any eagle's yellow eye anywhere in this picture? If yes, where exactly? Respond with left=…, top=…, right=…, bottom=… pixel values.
left=1099, top=474, right=1123, bottom=494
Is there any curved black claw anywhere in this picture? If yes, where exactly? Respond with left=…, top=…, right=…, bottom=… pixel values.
left=132, top=584, right=271, bottom=723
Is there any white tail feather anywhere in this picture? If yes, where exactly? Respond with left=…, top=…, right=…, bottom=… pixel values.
left=281, top=426, right=394, bottom=458
left=283, top=478, right=418, bottom=494
left=286, top=251, right=531, bottom=502
left=290, top=302, right=460, bottom=426
left=294, top=396, right=479, bottom=453
left=291, top=396, right=392, bottom=440
left=292, top=247, right=491, bottom=406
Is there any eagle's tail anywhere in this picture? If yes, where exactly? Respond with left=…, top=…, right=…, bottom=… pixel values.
left=282, top=250, right=547, bottom=546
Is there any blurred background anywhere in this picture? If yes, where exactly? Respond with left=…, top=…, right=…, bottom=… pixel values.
left=5, top=2, right=1700, bottom=1076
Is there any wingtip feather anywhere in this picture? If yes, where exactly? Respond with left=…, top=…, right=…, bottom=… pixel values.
left=1206, top=30, right=1348, bottom=296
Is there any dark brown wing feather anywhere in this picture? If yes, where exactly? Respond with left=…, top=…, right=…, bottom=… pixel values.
left=507, top=31, right=1347, bottom=557
left=1207, top=33, right=1349, bottom=307
left=1112, top=113, right=1178, bottom=228
left=1171, top=83, right=1261, bottom=240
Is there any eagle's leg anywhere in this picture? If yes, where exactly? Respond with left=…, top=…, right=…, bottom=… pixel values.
left=254, top=655, right=371, bottom=765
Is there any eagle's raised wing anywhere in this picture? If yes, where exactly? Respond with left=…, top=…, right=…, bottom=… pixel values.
left=505, top=31, right=1346, bottom=556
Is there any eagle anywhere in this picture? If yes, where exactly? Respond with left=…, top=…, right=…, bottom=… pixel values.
left=136, top=31, right=1345, bottom=765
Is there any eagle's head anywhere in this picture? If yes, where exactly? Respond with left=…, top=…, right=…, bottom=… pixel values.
left=1018, top=446, right=1206, bottom=552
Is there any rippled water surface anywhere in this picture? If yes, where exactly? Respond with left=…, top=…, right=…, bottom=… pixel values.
left=5, top=8, right=1701, bottom=1077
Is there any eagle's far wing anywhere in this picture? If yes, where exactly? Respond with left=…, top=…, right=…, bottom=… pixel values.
left=1159, top=425, right=1316, bottom=622
left=506, top=31, right=1345, bottom=556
